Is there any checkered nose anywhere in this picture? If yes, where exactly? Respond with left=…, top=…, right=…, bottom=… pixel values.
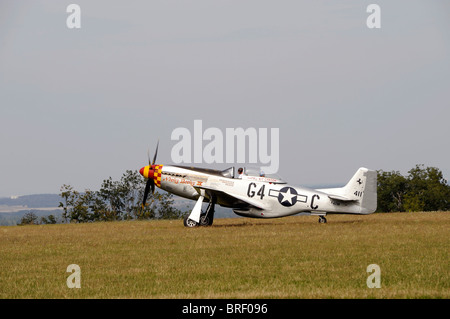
left=139, top=164, right=163, bottom=187
left=139, top=166, right=154, bottom=179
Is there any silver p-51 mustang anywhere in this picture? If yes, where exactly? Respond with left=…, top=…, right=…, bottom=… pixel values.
left=139, top=145, right=377, bottom=227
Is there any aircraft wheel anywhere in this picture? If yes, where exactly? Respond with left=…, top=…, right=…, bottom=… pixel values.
left=318, top=216, right=327, bottom=224
left=183, top=215, right=198, bottom=228
left=199, top=215, right=210, bottom=227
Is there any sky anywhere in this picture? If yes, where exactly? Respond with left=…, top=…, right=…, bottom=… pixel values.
left=0, top=0, right=449, bottom=197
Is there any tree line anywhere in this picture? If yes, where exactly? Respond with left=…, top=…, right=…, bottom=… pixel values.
left=18, top=211, right=59, bottom=226
left=18, top=170, right=187, bottom=225
left=376, top=164, right=449, bottom=212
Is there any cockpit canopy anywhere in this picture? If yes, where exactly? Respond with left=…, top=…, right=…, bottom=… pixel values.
left=221, top=166, right=286, bottom=184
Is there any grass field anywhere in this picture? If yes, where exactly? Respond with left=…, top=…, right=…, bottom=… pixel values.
left=0, top=212, right=448, bottom=299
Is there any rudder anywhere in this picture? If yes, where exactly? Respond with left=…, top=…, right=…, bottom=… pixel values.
left=342, top=167, right=377, bottom=214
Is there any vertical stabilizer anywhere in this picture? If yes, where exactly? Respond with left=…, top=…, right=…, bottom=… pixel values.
left=318, top=167, right=377, bottom=214
left=342, top=167, right=377, bottom=214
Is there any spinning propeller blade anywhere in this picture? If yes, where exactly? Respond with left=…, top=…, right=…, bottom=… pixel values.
left=152, top=140, right=159, bottom=165
left=142, top=178, right=154, bottom=208
left=141, top=141, right=159, bottom=209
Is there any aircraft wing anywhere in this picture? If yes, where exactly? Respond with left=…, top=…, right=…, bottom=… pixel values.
left=193, top=185, right=267, bottom=210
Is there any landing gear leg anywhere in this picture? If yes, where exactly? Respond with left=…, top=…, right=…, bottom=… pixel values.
left=200, top=195, right=216, bottom=226
left=184, top=195, right=216, bottom=228
left=318, top=216, right=327, bottom=224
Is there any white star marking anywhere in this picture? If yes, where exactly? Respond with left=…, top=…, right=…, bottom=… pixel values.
left=280, top=188, right=296, bottom=205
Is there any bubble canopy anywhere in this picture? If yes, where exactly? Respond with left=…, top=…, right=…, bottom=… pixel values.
left=237, top=166, right=286, bottom=184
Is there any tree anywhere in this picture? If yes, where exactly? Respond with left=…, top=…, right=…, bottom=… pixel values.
left=376, top=170, right=407, bottom=212
left=59, top=185, right=95, bottom=223
left=18, top=212, right=39, bottom=225
left=59, top=170, right=187, bottom=223
left=377, top=165, right=450, bottom=212
left=41, top=214, right=58, bottom=224
left=155, top=192, right=185, bottom=220
left=99, top=170, right=147, bottom=220
left=405, top=165, right=449, bottom=212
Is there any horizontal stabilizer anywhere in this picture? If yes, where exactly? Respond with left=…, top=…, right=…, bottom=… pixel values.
left=327, top=194, right=357, bottom=202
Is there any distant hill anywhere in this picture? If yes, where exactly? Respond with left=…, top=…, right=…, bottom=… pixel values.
left=0, top=194, right=63, bottom=226
left=0, top=210, right=64, bottom=226
left=0, top=194, right=61, bottom=208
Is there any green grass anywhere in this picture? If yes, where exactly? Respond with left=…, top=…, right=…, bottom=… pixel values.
left=0, top=212, right=448, bottom=298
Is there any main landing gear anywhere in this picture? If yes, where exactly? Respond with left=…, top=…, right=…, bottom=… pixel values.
left=183, top=196, right=216, bottom=228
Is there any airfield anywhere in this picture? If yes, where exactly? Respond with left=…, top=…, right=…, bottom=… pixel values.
left=0, top=211, right=448, bottom=298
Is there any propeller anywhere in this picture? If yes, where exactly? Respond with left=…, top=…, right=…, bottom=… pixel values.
left=141, top=140, right=159, bottom=209
left=152, top=140, right=159, bottom=166
left=142, top=178, right=154, bottom=209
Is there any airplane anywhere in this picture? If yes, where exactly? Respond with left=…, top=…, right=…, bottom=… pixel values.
left=139, top=143, right=377, bottom=227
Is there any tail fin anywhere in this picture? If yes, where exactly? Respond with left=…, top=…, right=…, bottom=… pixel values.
left=319, top=167, right=377, bottom=214
left=342, top=167, right=377, bottom=214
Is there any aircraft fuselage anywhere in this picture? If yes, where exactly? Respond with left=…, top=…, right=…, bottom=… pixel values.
left=151, top=164, right=364, bottom=219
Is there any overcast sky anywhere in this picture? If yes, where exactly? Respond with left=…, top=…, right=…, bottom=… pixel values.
left=1, top=0, right=449, bottom=197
